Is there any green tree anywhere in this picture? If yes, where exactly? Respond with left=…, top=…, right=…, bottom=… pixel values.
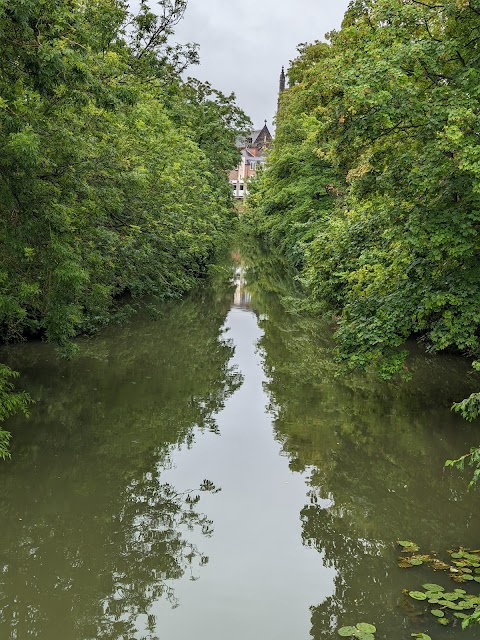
left=238, top=240, right=480, bottom=637
left=0, top=0, right=249, bottom=455
left=246, top=0, right=480, bottom=486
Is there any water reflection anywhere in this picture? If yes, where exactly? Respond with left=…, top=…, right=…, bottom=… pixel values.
left=1, top=242, right=480, bottom=640
left=149, top=261, right=335, bottom=640
left=0, top=281, right=239, bottom=640
left=240, top=240, right=480, bottom=639
left=232, top=254, right=252, bottom=310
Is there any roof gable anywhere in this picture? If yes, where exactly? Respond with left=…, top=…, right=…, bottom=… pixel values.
left=252, top=123, right=272, bottom=144
left=235, top=123, right=272, bottom=150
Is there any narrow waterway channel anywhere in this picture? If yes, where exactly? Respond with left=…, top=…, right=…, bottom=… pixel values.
left=1, top=247, right=480, bottom=640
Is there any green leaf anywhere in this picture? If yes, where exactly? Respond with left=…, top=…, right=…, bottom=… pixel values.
left=442, top=592, right=459, bottom=601
left=355, top=634, right=374, bottom=640
left=338, top=627, right=357, bottom=637
left=355, top=624, right=376, bottom=634
left=431, top=610, right=444, bottom=617
left=422, top=584, right=444, bottom=592
left=398, top=541, right=419, bottom=551
left=409, top=591, right=427, bottom=601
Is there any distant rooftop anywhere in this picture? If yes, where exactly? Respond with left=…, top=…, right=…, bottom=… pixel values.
left=236, top=123, right=272, bottom=149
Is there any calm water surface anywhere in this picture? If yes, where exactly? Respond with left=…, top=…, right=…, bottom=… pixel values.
left=1, top=249, right=480, bottom=640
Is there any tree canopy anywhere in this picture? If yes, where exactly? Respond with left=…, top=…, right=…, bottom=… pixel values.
left=246, top=0, right=480, bottom=484
left=0, top=0, right=250, bottom=457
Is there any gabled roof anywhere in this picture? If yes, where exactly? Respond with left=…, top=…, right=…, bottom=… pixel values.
left=252, top=123, right=272, bottom=143
left=236, top=123, right=272, bottom=149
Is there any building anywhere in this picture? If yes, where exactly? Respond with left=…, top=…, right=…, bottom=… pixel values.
left=229, top=121, right=272, bottom=200
left=229, top=68, right=286, bottom=200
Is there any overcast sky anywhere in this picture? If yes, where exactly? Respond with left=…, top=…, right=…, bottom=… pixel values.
left=173, top=0, right=351, bottom=129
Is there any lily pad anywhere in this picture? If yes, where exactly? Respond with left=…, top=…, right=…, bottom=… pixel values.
left=410, top=558, right=423, bottom=566
left=463, top=552, right=480, bottom=562
left=356, top=633, right=374, bottom=640
left=411, top=634, right=432, bottom=640
left=338, top=627, right=357, bottom=637
left=442, top=592, right=460, bottom=601
left=409, top=591, right=427, bottom=600
left=398, top=540, right=420, bottom=552
left=431, top=609, right=445, bottom=617
left=355, top=624, right=376, bottom=634
left=443, top=602, right=461, bottom=610
left=422, top=584, right=444, bottom=592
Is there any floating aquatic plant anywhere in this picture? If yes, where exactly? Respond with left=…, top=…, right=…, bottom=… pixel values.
left=398, top=542, right=480, bottom=629
left=337, top=622, right=376, bottom=640
left=398, top=540, right=420, bottom=553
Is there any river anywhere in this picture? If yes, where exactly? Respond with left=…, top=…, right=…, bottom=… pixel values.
left=1, top=246, right=479, bottom=640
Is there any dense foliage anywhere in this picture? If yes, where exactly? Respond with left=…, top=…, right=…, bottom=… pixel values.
left=237, top=241, right=480, bottom=638
left=0, top=0, right=249, bottom=456
left=246, top=0, right=480, bottom=484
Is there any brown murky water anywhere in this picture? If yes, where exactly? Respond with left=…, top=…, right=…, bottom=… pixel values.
left=1, top=247, right=479, bottom=640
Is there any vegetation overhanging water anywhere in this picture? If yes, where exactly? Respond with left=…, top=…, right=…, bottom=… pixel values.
left=1, top=1, right=480, bottom=636
left=0, top=241, right=479, bottom=640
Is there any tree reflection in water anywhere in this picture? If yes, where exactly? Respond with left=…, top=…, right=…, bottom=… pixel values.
left=240, top=237, right=480, bottom=640
left=0, top=276, right=241, bottom=640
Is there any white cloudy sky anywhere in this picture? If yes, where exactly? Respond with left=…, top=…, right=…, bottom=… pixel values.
left=173, top=0, right=351, bottom=128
